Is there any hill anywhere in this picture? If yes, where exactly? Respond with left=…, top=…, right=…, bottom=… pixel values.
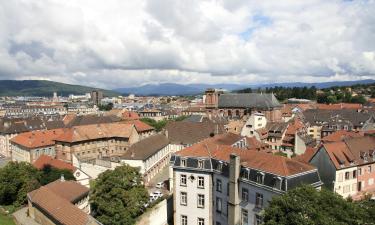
left=0, top=80, right=119, bottom=97
left=114, top=80, right=375, bottom=96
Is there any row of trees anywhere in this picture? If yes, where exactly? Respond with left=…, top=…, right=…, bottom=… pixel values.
left=264, top=185, right=375, bottom=225
left=237, top=86, right=318, bottom=101
left=0, top=162, right=74, bottom=208
left=317, top=91, right=367, bottom=104
left=140, top=115, right=188, bottom=132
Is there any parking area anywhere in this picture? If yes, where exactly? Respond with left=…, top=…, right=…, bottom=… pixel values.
left=146, top=166, right=170, bottom=206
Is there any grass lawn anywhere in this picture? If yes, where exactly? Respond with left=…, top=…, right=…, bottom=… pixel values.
left=0, top=213, right=15, bottom=225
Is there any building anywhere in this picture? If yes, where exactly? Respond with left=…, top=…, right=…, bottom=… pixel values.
left=122, top=120, right=155, bottom=139
left=0, top=117, right=65, bottom=157
left=264, top=122, right=288, bottom=150
left=138, top=109, right=165, bottom=121
left=25, top=179, right=100, bottom=225
left=54, top=123, right=139, bottom=163
left=170, top=138, right=322, bottom=225
left=204, top=89, right=282, bottom=122
left=241, top=113, right=267, bottom=137
left=33, top=155, right=91, bottom=187
left=91, top=90, right=103, bottom=106
left=120, top=134, right=170, bottom=184
left=10, top=129, right=66, bottom=163
left=309, top=135, right=375, bottom=198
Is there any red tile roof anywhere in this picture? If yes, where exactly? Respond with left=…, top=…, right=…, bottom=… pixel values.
left=55, top=123, right=135, bottom=143
left=122, top=111, right=140, bottom=120
left=28, top=180, right=95, bottom=225
left=322, top=142, right=356, bottom=169
left=322, top=130, right=364, bottom=143
left=33, top=155, right=76, bottom=172
left=176, top=140, right=315, bottom=176
left=123, top=120, right=154, bottom=132
left=10, top=129, right=66, bottom=149
left=294, top=147, right=318, bottom=163
left=317, top=103, right=362, bottom=110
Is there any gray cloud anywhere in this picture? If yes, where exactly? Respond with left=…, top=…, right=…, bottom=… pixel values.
left=0, top=0, right=374, bottom=89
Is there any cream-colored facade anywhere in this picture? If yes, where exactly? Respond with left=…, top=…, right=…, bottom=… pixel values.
left=56, top=126, right=139, bottom=163
left=11, top=144, right=55, bottom=163
left=307, top=125, right=322, bottom=141
left=241, top=113, right=267, bottom=137
left=334, top=167, right=358, bottom=198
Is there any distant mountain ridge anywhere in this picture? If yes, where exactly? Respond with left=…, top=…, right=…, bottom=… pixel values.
left=114, top=79, right=375, bottom=96
left=0, top=80, right=119, bottom=97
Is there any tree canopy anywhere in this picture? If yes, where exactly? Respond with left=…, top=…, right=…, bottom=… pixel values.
left=90, top=165, right=148, bottom=225
left=263, top=185, right=375, bottom=225
left=0, top=162, right=76, bottom=208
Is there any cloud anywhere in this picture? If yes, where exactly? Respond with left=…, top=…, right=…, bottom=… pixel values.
left=0, top=0, right=374, bottom=89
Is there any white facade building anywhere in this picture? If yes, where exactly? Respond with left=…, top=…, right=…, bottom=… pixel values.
left=241, top=113, right=267, bottom=137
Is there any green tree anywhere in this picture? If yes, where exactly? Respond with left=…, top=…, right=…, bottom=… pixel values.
left=39, top=165, right=75, bottom=185
left=90, top=165, right=148, bottom=225
left=140, top=118, right=168, bottom=131
left=263, top=185, right=374, bottom=225
left=0, top=162, right=41, bottom=207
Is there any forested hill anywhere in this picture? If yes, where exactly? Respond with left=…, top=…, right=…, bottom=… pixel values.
left=0, top=80, right=119, bottom=97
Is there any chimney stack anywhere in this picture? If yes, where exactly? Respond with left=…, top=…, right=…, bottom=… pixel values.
left=228, top=154, right=240, bottom=225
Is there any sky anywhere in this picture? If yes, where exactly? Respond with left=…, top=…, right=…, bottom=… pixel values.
left=0, top=0, right=375, bottom=89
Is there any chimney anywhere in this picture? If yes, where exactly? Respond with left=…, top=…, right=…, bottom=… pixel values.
left=60, top=174, right=65, bottom=182
left=228, top=154, right=240, bottom=225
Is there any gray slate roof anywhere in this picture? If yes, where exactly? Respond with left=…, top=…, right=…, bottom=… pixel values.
left=218, top=93, right=281, bottom=109
left=121, top=134, right=169, bottom=160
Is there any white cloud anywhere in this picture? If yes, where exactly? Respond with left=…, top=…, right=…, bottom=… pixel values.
left=0, top=0, right=374, bottom=89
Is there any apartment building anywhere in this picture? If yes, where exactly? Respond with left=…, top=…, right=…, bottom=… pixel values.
left=310, top=135, right=375, bottom=198
left=170, top=139, right=322, bottom=225
left=55, top=123, right=139, bottom=163
left=241, top=113, right=267, bottom=137
left=10, top=129, right=65, bottom=163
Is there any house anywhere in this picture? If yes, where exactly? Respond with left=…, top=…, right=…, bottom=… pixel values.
left=138, top=109, right=165, bottom=121
left=241, top=113, right=267, bottom=137
left=170, top=137, right=322, bottom=225
left=165, top=121, right=225, bottom=152
left=309, top=136, right=375, bottom=198
left=321, top=130, right=364, bottom=143
left=303, top=109, right=373, bottom=141
left=33, top=155, right=90, bottom=187
left=122, top=120, right=155, bottom=139
left=55, top=123, right=139, bottom=163
left=264, top=122, right=288, bottom=150
left=120, top=134, right=170, bottom=184
left=25, top=179, right=100, bottom=225
left=0, top=117, right=64, bottom=157
left=10, top=129, right=65, bottom=163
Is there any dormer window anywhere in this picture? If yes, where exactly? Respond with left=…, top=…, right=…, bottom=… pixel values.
left=216, top=162, right=223, bottom=171
left=180, top=158, right=187, bottom=167
left=273, top=177, right=282, bottom=190
left=256, top=172, right=265, bottom=184
left=198, top=160, right=204, bottom=169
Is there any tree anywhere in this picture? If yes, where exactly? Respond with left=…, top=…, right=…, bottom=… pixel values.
left=90, top=165, right=148, bottom=225
left=140, top=118, right=167, bottom=131
left=0, top=162, right=41, bottom=207
left=263, top=185, right=374, bottom=225
left=98, top=103, right=113, bottom=111
left=39, top=164, right=75, bottom=185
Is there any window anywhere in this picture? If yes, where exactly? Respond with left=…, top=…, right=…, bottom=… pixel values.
left=273, top=177, right=282, bottom=189
left=241, top=188, right=248, bottom=202
left=181, top=158, right=187, bottom=167
left=216, top=222, right=221, bottom=225
left=198, top=176, right=204, bottom=188
left=337, top=173, right=343, bottom=182
left=216, top=162, right=223, bottom=171
left=256, top=173, right=264, bottom=184
left=216, top=179, right=222, bottom=192
left=198, top=160, right=204, bottom=168
left=369, top=165, right=372, bottom=173
left=181, top=215, right=187, bottom=225
left=216, top=197, right=222, bottom=213
left=180, top=174, right=187, bottom=186
left=353, top=170, right=357, bottom=179
left=227, top=183, right=230, bottom=196
left=198, top=218, right=205, bottom=225
left=254, top=214, right=263, bottom=225
left=180, top=192, right=187, bottom=206
left=345, top=172, right=350, bottom=180
left=255, top=193, right=263, bottom=208
left=241, top=209, right=248, bottom=225
left=197, top=194, right=205, bottom=208
left=358, top=168, right=362, bottom=176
